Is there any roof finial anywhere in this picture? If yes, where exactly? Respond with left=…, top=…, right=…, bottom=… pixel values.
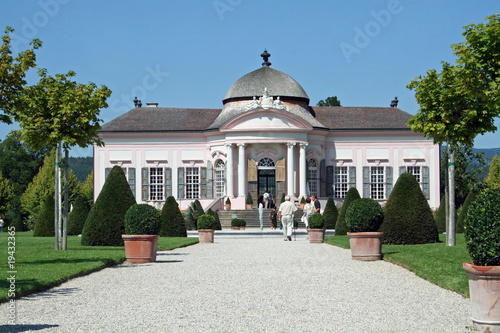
left=261, top=49, right=271, bottom=67
left=390, top=97, right=398, bottom=108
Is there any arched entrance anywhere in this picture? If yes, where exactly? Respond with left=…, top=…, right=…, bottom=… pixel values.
left=257, top=157, right=276, bottom=201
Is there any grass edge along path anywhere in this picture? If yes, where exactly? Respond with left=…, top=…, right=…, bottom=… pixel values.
left=0, top=232, right=198, bottom=303
left=324, top=234, right=472, bottom=297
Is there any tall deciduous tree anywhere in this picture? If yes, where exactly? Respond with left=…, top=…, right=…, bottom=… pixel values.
left=317, top=96, right=341, bottom=107
left=407, top=15, right=500, bottom=246
left=0, top=27, right=41, bottom=123
left=0, top=172, right=14, bottom=216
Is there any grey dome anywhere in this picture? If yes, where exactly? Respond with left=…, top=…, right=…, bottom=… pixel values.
left=223, top=66, right=309, bottom=103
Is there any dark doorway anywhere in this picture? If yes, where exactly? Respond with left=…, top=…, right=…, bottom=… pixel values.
left=258, top=169, right=276, bottom=203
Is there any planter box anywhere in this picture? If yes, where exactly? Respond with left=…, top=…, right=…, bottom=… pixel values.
left=198, top=229, right=215, bottom=243
left=122, top=235, right=160, bottom=263
left=463, top=262, right=500, bottom=332
left=308, top=229, right=325, bottom=243
left=347, top=232, right=383, bottom=261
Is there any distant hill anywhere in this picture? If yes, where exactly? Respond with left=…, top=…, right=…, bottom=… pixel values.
left=68, top=157, right=93, bottom=182
left=474, top=148, right=500, bottom=160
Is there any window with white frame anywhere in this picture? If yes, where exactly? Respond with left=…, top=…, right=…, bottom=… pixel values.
left=149, top=168, right=164, bottom=201
left=215, top=159, right=225, bottom=197
left=371, top=166, right=385, bottom=200
left=186, top=167, right=200, bottom=199
left=334, top=166, right=348, bottom=198
left=406, top=166, right=421, bottom=183
left=307, top=159, right=318, bottom=196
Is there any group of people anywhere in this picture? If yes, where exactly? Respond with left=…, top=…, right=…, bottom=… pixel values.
left=268, top=194, right=321, bottom=241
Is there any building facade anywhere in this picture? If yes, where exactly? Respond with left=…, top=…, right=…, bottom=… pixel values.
left=94, top=52, right=440, bottom=211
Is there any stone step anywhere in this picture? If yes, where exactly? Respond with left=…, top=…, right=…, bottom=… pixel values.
left=217, top=209, right=305, bottom=229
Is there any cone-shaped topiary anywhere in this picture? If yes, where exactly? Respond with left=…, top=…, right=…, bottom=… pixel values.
left=206, top=208, right=222, bottom=230
left=380, top=173, right=438, bottom=244
left=67, top=195, right=90, bottom=235
left=457, top=189, right=478, bottom=234
left=81, top=166, right=136, bottom=246
left=124, top=204, right=161, bottom=235
left=323, top=197, right=338, bottom=229
left=464, top=188, right=500, bottom=266
left=160, top=196, right=187, bottom=237
left=246, top=192, right=253, bottom=205
left=335, top=187, right=361, bottom=235
left=33, top=194, right=55, bottom=237
left=434, top=195, right=458, bottom=234
left=346, top=198, right=383, bottom=232
left=183, top=206, right=196, bottom=230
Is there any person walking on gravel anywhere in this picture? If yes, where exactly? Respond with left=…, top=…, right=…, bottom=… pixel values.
left=278, top=195, right=297, bottom=241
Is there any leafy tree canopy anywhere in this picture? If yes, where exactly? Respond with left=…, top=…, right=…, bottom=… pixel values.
left=0, top=26, right=41, bottom=124
left=485, top=155, right=500, bottom=189
left=317, top=96, right=341, bottom=107
left=0, top=172, right=14, bottom=215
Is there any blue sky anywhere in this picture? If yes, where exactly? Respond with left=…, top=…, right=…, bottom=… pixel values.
left=1, top=0, right=499, bottom=157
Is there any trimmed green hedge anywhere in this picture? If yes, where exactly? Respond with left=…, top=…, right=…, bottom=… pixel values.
left=81, top=166, right=136, bottom=246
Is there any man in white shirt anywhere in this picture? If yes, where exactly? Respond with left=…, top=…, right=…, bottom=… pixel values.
left=278, top=196, right=297, bottom=241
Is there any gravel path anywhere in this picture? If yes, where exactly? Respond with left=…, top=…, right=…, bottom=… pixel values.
left=1, top=238, right=474, bottom=332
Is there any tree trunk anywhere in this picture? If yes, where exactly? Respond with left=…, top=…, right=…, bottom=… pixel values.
left=62, top=148, right=69, bottom=250
left=447, top=146, right=456, bottom=246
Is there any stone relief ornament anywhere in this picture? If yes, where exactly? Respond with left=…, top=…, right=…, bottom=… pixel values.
left=244, top=87, right=289, bottom=111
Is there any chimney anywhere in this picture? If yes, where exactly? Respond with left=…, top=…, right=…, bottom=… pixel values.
left=146, top=103, right=159, bottom=108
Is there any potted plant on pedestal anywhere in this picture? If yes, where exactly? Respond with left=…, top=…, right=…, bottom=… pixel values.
left=246, top=192, right=253, bottom=209
left=345, top=198, right=384, bottom=261
left=239, top=218, right=246, bottom=230
left=122, top=204, right=161, bottom=263
left=463, top=188, right=500, bottom=333
left=231, top=217, right=240, bottom=230
left=308, top=213, right=325, bottom=243
left=197, top=214, right=216, bottom=243
left=225, top=197, right=231, bottom=210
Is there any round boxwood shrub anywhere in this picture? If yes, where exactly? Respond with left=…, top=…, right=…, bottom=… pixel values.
left=67, top=195, right=90, bottom=235
left=33, top=194, right=55, bottom=237
left=345, top=198, right=383, bottom=232
left=197, top=214, right=216, bottom=229
left=335, top=187, right=361, bottom=235
left=464, top=188, right=500, bottom=266
left=124, top=204, right=161, bottom=235
left=308, top=213, right=325, bottom=229
left=160, top=196, right=187, bottom=237
left=323, top=197, right=338, bottom=229
left=231, top=218, right=243, bottom=227
left=380, top=173, right=438, bottom=245
left=81, top=166, right=136, bottom=246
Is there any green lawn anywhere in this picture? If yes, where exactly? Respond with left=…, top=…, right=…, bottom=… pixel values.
left=0, top=232, right=198, bottom=302
left=325, top=234, right=472, bottom=297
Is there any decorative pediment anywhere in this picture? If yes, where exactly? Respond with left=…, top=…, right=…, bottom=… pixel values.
left=220, top=109, right=312, bottom=132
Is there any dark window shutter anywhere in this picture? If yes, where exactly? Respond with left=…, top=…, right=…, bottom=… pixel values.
left=399, top=166, right=406, bottom=175
left=105, top=167, right=111, bottom=180
left=326, top=166, right=333, bottom=197
left=141, top=168, right=148, bottom=201
left=207, top=161, right=213, bottom=199
left=422, top=166, right=430, bottom=199
left=200, top=167, right=207, bottom=199
left=349, top=166, right=356, bottom=188
left=128, top=168, right=136, bottom=198
left=164, top=167, right=172, bottom=198
left=319, top=159, right=326, bottom=197
left=385, top=166, right=393, bottom=198
left=178, top=167, right=184, bottom=199
left=363, top=166, right=370, bottom=198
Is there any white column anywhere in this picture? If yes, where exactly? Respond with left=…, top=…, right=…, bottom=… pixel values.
left=237, top=143, right=247, bottom=197
left=225, top=143, right=234, bottom=198
left=299, top=142, right=308, bottom=198
left=287, top=142, right=295, bottom=197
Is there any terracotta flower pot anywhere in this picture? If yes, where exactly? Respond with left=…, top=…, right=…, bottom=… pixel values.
left=347, top=232, right=383, bottom=261
left=225, top=204, right=231, bottom=210
left=246, top=204, right=252, bottom=209
left=122, top=235, right=160, bottom=263
left=463, top=262, right=500, bottom=332
left=198, top=229, right=215, bottom=243
left=231, top=227, right=240, bottom=230
left=239, top=226, right=245, bottom=230
left=308, top=229, right=325, bottom=243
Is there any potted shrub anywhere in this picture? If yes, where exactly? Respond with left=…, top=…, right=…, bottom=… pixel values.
left=122, top=204, right=161, bottom=263
left=307, top=213, right=325, bottom=243
left=300, top=196, right=306, bottom=209
left=231, top=217, right=240, bottom=230
left=239, top=218, right=247, bottom=230
left=346, top=198, right=384, bottom=261
left=246, top=192, right=253, bottom=209
left=197, top=214, right=216, bottom=243
left=225, top=197, right=231, bottom=210
left=463, top=188, right=500, bottom=333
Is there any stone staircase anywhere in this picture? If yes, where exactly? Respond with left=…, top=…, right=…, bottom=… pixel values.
left=217, top=209, right=305, bottom=229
